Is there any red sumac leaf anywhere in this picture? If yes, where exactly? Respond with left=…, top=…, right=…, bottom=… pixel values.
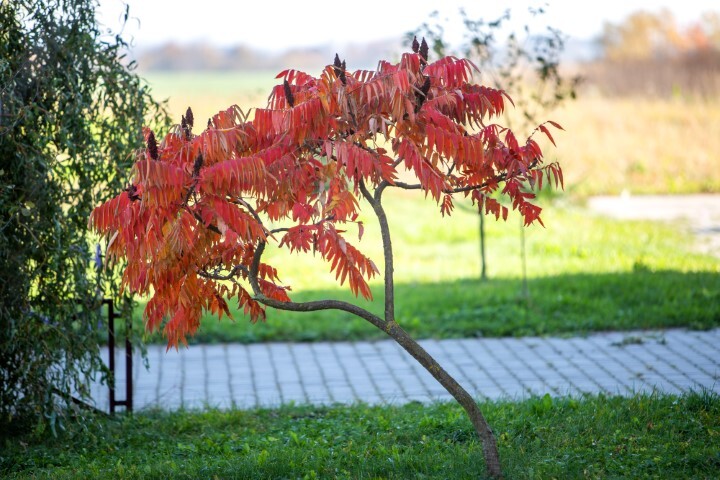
left=538, top=125, right=556, bottom=147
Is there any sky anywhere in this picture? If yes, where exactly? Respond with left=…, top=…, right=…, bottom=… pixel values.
left=97, top=0, right=720, bottom=53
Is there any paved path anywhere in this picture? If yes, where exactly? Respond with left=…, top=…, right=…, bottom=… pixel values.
left=91, top=329, right=720, bottom=412
left=588, top=194, right=720, bottom=256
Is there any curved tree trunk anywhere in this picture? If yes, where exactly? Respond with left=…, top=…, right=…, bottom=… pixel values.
left=361, top=180, right=503, bottom=478
left=253, top=292, right=504, bottom=478
left=250, top=181, right=504, bottom=478
left=384, top=321, right=503, bottom=478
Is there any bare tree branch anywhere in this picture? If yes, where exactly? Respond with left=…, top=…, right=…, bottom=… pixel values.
left=197, top=264, right=247, bottom=281
left=269, top=215, right=336, bottom=235
left=393, top=159, right=540, bottom=195
left=233, top=197, right=265, bottom=226
left=255, top=295, right=388, bottom=331
left=246, top=240, right=387, bottom=330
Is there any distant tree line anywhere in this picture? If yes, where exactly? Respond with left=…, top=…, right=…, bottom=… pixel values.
left=137, top=9, right=719, bottom=99
left=134, top=40, right=401, bottom=72
left=601, top=9, right=720, bottom=61
left=586, top=9, right=720, bottom=97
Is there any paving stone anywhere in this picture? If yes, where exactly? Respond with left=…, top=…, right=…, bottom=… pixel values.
left=91, top=328, right=720, bottom=412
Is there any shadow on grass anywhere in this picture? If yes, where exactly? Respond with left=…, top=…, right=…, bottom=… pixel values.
left=131, top=269, right=719, bottom=345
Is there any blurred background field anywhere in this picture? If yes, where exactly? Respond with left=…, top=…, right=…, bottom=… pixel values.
left=121, top=6, right=720, bottom=345
left=551, top=96, right=720, bottom=195
left=142, top=71, right=274, bottom=125
left=139, top=7, right=720, bottom=198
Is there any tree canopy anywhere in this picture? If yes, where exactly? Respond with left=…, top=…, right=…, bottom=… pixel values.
left=90, top=46, right=562, bottom=348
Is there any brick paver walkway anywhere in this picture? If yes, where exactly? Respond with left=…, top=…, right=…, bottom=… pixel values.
left=91, top=328, right=720, bottom=412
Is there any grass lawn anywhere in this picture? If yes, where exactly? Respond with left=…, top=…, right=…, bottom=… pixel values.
left=3, top=391, right=718, bottom=479
left=7, top=59, right=717, bottom=480
left=126, top=189, right=720, bottom=345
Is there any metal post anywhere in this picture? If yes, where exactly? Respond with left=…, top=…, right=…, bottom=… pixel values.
left=105, top=298, right=133, bottom=413
left=125, top=316, right=133, bottom=412
left=107, top=298, right=116, bottom=413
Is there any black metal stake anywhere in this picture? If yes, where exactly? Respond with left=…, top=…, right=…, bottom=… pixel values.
left=105, top=298, right=133, bottom=413
left=125, top=315, right=133, bottom=411
left=108, top=298, right=116, bottom=412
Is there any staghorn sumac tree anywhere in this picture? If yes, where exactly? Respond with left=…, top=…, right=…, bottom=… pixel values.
left=90, top=41, right=563, bottom=479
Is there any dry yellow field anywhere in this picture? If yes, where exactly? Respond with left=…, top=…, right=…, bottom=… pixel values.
left=550, top=95, right=720, bottom=196
left=142, top=71, right=720, bottom=196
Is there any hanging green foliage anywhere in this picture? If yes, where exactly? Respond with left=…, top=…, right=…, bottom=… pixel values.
left=0, top=0, right=167, bottom=435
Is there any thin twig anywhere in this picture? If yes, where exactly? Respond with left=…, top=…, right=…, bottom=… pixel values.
left=183, top=205, right=221, bottom=235
left=197, top=265, right=247, bottom=281
left=393, top=159, right=540, bottom=194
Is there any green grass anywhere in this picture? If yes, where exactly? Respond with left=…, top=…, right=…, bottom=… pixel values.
left=175, top=270, right=719, bottom=344
left=4, top=391, right=719, bottom=479
left=127, top=190, right=719, bottom=345
left=142, top=71, right=277, bottom=128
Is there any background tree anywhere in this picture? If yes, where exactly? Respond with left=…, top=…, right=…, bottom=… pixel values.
left=409, top=6, right=579, bottom=282
left=0, top=0, right=166, bottom=435
left=600, top=9, right=720, bottom=60
left=590, top=9, right=720, bottom=97
left=91, top=43, right=563, bottom=478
